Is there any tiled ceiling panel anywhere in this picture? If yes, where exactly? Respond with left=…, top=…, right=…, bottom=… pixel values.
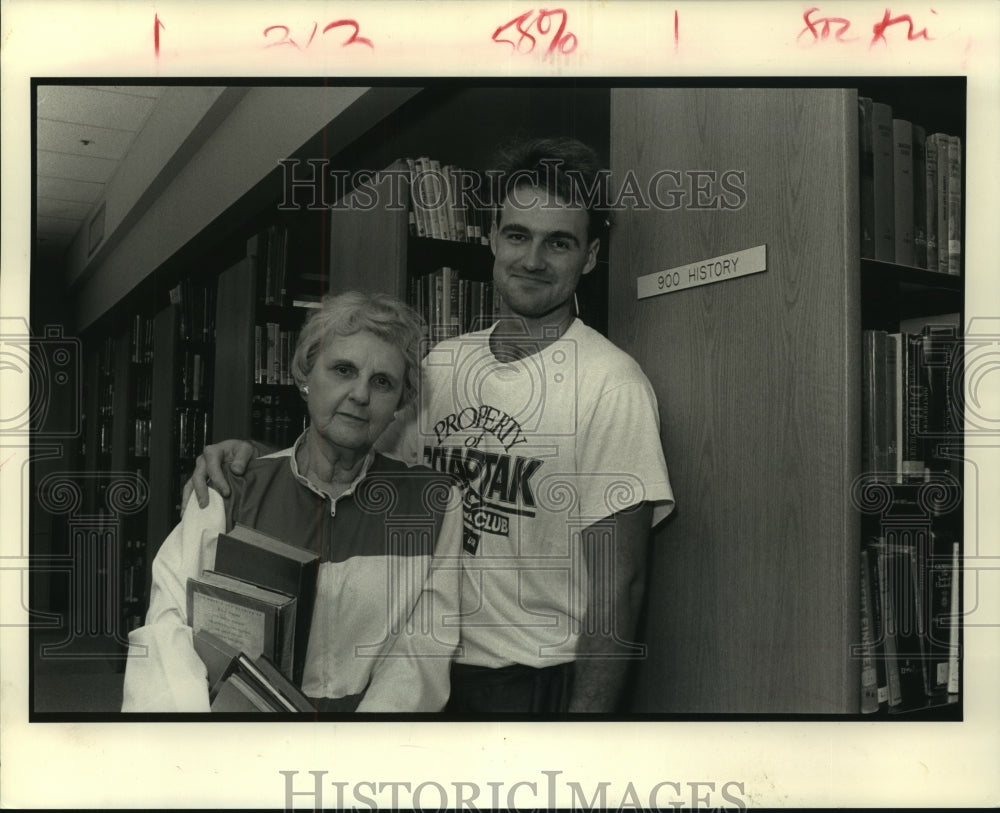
left=36, top=175, right=105, bottom=204
left=37, top=86, right=160, bottom=132
left=35, top=85, right=167, bottom=253
left=37, top=118, right=136, bottom=161
left=37, top=150, right=119, bottom=184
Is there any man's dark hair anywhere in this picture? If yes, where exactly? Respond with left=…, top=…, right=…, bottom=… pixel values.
left=490, top=136, right=612, bottom=242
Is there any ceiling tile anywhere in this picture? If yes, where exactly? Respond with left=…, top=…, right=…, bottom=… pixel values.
left=37, top=118, right=135, bottom=161
left=37, top=86, right=157, bottom=132
left=38, top=150, right=119, bottom=184
left=36, top=215, right=82, bottom=236
left=36, top=175, right=105, bottom=204
left=36, top=196, right=94, bottom=221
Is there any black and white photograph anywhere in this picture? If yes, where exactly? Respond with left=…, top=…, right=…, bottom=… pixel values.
left=3, top=1, right=999, bottom=809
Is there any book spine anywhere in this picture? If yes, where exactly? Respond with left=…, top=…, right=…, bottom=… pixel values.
left=912, top=124, right=927, bottom=269
left=934, top=134, right=950, bottom=274
left=886, top=333, right=901, bottom=483
left=280, top=330, right=291, bottom=385
left=266, top=322, right=279, bottom=385
left=924, top=133, right=938, bottom=271
left=451, top=165, right=469, bottom=244
left=926, top=529, right=955, bottom=696
left=857, top=97, right=876, bottom=260
left=417, top=157, right=440, bottom=239
left=441, top=164, right=458, bottom=241
left=859, top=546, right=881, bottom=713
left=254, top=325, right=263, bottom=385
left=875, top=541, right=902, bottom=708
left=903, top=333, right=928, bottom=480
left=885, top=541, right=930, bottom=706
left=946, top=135, right=962, bottom=276
left=406, top=157, right=426, bottom=238
left=892, top=118, right=914, bottom=267
left=871, top=102, right=895, bottom=262
left=947, top=539, right=960, bottom=694
left=863, top=540, right=889, bottom=708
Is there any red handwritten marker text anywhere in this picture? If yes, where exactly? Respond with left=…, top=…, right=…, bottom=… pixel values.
left=492, top=8, right=578, bottom=56
left=154, top=14, right=164, bottom=56
left=264, top=19, right=373, bottom=50
left=797, top=7, right=934, bottom=47
left=798, top=7, right=858, bottom=42
left=871, top=10, right=933, bottom=46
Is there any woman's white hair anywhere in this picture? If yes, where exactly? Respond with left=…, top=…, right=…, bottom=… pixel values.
left=291, top=291, right=425, bottom=407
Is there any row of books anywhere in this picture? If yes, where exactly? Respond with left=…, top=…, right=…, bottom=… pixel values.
left=410, top=267, right=499, bottom=346
left=178, top=350, right=210, bottom=403
left=175, top=406, right=210, bottom=460
left=405, top=157, right=492, bottom=245
left=96, top=380, right=114, bottom=415
left=132, top=417, right=151, bottom=458
left=251, top=393, right=308, bottom=449
left=96, top=415, right=113, bottom=456
left=250, top=223, right=292, bottom=307
left=858, top=97, right=962, bottom=273
left=132, top=370, right=152, bottom=413
left=859, top=529, right=959, bottom=713
left=169, top=278, right=217, bottom=343
left=187, top=524, right=319, bottom=711
left=254, top=323, right=300, bottom=386
left=861, top=321, right=961, bottom=484
left=130, top=315, right=154, bottom=364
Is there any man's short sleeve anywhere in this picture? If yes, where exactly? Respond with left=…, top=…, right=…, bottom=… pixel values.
left=574, top=379, right=674, bottom=527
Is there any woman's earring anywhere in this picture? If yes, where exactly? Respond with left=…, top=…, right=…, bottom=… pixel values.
left=301, top=386, right=309, bottom=396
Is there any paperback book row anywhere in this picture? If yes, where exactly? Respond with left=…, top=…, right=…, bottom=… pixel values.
left=858, top=97, right=962, bottom=273
left=169, top=278, right=217, bottom=343
left=251, top=393, right=308, bottom=450
left=406, top=157, right=492, bottom=245
left=859, top=527, right=959, bottom=714
left=861, top=323, right=961, bottom=484
left=254, top=323, right=300, bottom=386
left=410, top=266, right=499, bottom=346
left=187, top=524, right=319, bottom=712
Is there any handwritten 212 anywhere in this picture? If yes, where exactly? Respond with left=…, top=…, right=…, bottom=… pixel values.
left=263, top=20, right=374, bottom=50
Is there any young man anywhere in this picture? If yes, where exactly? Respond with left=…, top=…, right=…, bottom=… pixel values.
left=190, top=137, right=674, bottom=713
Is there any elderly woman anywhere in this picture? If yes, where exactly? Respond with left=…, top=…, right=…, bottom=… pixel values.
left=122, top=291, right=462, bottom=712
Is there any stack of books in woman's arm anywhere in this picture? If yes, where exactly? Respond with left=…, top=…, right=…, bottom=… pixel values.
left=186, top=524, right=320, bottom=713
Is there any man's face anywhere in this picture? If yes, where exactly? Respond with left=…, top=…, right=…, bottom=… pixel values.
left=490, top=183, right=599, bottom=322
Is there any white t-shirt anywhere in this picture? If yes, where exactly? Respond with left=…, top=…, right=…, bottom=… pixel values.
left=398, top=318, right=673, bottom=669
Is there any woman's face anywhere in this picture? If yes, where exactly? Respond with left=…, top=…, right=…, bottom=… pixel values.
left=305, top=330, right=406, bottom=454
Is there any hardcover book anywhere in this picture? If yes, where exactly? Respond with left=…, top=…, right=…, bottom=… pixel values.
left=186, top=569, right=296, bottom=679
left=213, top=523, right=320, bottom=685
left=194, top=629, right=314, bottom=713
left=891, top=118, right=914, bottom=267
left=871, top=102, right=895, bottom=262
